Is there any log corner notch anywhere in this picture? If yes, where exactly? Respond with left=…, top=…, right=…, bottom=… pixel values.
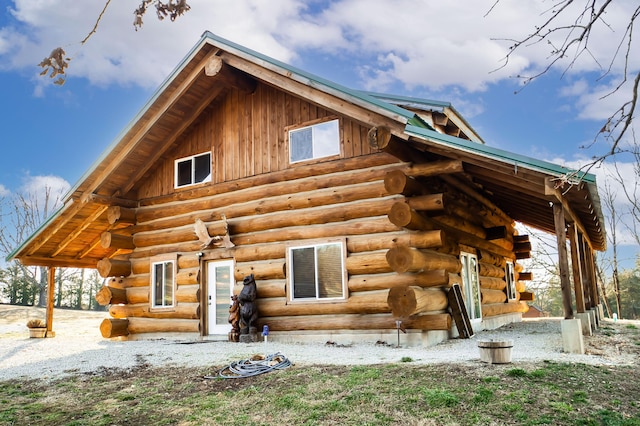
left=205, top=55, right=257, bottom=94
left=97, top=258, right=132, bottom=278
left=96, top=285, right=127, bottom=306
left=100, top=318, right=129, bottom=338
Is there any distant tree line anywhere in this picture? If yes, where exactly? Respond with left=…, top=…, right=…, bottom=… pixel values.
left=0, top=264, right=106, bottom=311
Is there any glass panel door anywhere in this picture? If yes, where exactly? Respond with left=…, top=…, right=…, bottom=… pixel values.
left=207, top=260, right=234, bottom=335
left=460, top=252, right=482, bottom=321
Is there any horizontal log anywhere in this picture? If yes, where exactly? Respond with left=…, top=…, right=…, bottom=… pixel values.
left=484, top=226, right=508, bottom=240
left=101, top=232, right=135, bottom=250
left=478, top=250, right=506, bottom=268
left=519, top=291, right=535, bottom=301
left=513, top=234, right=530, bottom=243
left=515, top=251, right=531, bottom=260
left=408, top=160, right=464, bottom=177
left=406, top=193, right=445, bottom=213
left=387, top=286, right=448, bottom=317
left=479, top=276, right=507, bottom=290
left=481, top=288, right=507, bottom=304
left=431, top=214, right=486, bottom=240
left=127, top=317, right=200, bottom=334
left=386, top=247, right=461, bottom=274
left=481, top=301, right=529, bottom=317
left=176, top=285, right=200, bottom=303
left=109, top=303, right=200, bottom=320
left=479, top=262, right=505, bottom=278
left=111, top=274, right=149, bottom=288
left=257, top=313, right=451, bottom=332
left=517, top=271, right=533, bottom=281
left=174, top=255, right=199, bottom=270
left=176, top=267, right=200, bottom=285
left=96, top=286, right=127, bottom=306
left=137, top=155, right=399, bottom=218
left=384, top=170, right=424, bottom=196
left=348, top=270, right=458, bottom=292
left=205, top=55, right=257, bottom=93
left=516, top=281, right=526, bottom=293
left=133, top=222, right=227, bottom=248
left=126, top=287, right=149, bottom=304
left=107, top=206, right=137, bottom=225
left=388, top=201, right=435, bottom=231
left=368, top=126, right=392, bottom=150
left=235, top=260, right=286, bottom=281
left=100, top=318, right=129, bottom=338
left=257, top=290, right=390, bottom=317
left=97, top=258, right=132, bottom=278
left=233, top=280, right=286, bottom=298
left=346, top=251, right=393, bottom=275
left=346, top=230, right=445, bottom=253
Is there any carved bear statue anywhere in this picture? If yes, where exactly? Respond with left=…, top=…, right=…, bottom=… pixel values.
left=238, top=274, right=258, bottom=335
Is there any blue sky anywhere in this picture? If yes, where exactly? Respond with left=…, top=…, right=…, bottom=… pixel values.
left=0, top=0, right=638, bottom=270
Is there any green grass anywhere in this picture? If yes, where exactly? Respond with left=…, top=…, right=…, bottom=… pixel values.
left=1, top=362, right=639, bottom=425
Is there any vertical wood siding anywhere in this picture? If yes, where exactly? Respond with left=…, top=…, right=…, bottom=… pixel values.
left=137, top=83, right=375, bottom=199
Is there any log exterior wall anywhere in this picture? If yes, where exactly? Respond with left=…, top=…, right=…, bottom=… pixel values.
left=96, top=81, right=531, bottom=338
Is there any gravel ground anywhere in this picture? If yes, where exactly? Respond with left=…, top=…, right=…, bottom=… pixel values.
left=1, top=305, right=637, bottom=382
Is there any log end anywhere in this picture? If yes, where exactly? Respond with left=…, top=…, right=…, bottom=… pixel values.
left=100, top=318, right=129, bottom=338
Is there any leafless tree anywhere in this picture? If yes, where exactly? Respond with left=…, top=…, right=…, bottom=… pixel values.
left=601, top=180, right=623, bottom=317
left=0, top=185, right=66, bottom=306
left=39, top=0, right=191, bottom=85
left=489, top=0, right=639, bottom=170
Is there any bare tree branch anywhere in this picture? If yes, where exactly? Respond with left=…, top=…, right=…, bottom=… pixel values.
left=489, top=1, right=639, bottom=162
left=39, top=0, right=191, bottom=86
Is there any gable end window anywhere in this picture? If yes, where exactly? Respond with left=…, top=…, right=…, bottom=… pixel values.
left=151, top=259, right=175, bottom=308
left=288, top=119, right=340, bottom=164
left=288, top=241, right=346, bottom=301
left=175, top=152, right=212, bottom=188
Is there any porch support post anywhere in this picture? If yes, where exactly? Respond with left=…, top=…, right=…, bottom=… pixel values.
left=568, top=224, right=586, bottom=313
left=46, top=266, right=56, bottom=337
left=553, top=203, right=574, bottom=319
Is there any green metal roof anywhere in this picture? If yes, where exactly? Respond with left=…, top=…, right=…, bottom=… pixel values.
left=405, top=124, right=597, bottom=184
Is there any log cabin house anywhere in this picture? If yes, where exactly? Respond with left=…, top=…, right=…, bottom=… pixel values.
left=8, top=32, right=606, bottom=346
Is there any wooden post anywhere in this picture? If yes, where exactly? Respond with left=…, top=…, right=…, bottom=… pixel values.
left=568, top=224, right=586, bottom=313
left=553, top=203, right=574, bottom=319
left=46, top=267, right=55, bottom=337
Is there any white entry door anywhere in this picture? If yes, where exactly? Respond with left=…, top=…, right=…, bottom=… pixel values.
left=207, top=260, right=234, bottom=335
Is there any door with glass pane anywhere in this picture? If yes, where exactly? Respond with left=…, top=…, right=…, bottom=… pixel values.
left=207, top=260, right=234, bottom=335
left=460, top=252, right=482, bottom=322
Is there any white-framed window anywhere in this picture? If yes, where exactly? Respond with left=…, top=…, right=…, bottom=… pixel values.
left=460, top=252, right=482, bottom=320
left=287, top=240, right=346, bottom=301
left=175, top=152, right=212, bottom=188
left=288, top=119, right=340, bottom=164
left=151, top=259, right=175, bottom=308
left=505, top=261, right=517, bottom=301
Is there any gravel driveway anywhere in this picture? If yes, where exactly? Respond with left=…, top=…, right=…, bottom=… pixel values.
left=1, top=306, right=637, bottom=382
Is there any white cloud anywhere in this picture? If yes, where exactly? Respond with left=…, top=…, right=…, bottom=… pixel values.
left=0, top=184, right=10, bottom=197
left=1, top=0, right=637, bottom=132
left=18, top=174, right=71, bottom=215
